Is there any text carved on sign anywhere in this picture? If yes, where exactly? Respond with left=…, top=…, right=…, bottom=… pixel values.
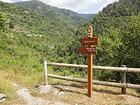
left=82, top=37, right=98, bottom=46
left=79, top=47, right=96, bottom=54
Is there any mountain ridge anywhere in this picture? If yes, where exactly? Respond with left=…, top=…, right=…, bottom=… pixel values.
left=99, top=0, right=140, bottom=17
left=14, top=0, right=89, bottom=24
left=80, top=14, right=96, bottom=20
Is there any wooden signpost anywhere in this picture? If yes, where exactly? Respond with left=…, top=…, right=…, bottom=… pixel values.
left=81, top=37, right=98, bottom=46
left=79, top=25, right=98, bottom=98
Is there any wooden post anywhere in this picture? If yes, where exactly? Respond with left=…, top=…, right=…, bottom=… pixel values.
left=79, top=25, right=98, bottom=98
left=88, top=54, right=93, bottom=97
left=121, top=65, right=127, bottom=94
left=87, top=25, right=93, bottom=98
left=44, top=61, right=48, bottom=85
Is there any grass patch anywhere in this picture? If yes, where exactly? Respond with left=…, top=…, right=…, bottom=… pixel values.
left=0, top=70, right=44, bottom=94
left=0, top=72, right=17, bottom=100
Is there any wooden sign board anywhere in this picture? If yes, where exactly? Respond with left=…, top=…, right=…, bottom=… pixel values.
left=82, top=37, right=98, bottom=46
left=79, top=47, right=96, bottom=54
left=78, top=25, right=98, bottom=98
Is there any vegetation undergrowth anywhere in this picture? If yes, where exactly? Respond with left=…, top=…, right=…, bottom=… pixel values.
left=0, top=70, right=17, bottom=100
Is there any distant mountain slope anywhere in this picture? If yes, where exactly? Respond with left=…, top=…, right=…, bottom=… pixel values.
left=14, top=0, right=87, bottom=24
left=80, top=14, right=96, bottom=20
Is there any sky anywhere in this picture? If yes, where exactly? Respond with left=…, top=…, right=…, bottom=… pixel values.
left=1, top=0, right=119, bottom=13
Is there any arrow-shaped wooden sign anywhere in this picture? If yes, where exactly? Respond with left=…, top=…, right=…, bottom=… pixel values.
left=79, top=47, right=96, bottom=54
left=81, top=37, right=98, bottom=46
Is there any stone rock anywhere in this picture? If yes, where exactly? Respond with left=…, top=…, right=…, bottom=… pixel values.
left=0, top=93, right=6, bottom=103
left=58, top=91, right=65, bottom=96
left=17, top=88, right=49, bottom=105
left=39, top=85, right=53, bottom=94
left=53, top=88, right=60, bottom=95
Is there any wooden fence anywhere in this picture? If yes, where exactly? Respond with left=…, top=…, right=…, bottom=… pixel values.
left=44, top=61, right=140, bottom=94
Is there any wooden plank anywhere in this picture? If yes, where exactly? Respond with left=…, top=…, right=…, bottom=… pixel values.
left=47, top=62, right=140, bottom=73
left=47, top=62, right=87, bottom=68
left=79, top=47, right=96, bottom=54
left=127, top=68, right=140, bottom=73
left=121, top=65, right=126, bottom=94
left=81, top=37, right=98, bottom=46
left=47, top=74, right=140, bottom=89
left=48, top=74, right=87, bottom=83
left=88, top=53, right=93, bottom=97
left=127, top=84, right=140, bottom=89
left=44, top=61, right=48, bottom=85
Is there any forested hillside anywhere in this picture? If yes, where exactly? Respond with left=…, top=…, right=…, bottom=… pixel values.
left=92, top=0, right=140, bottom=67
left=0, top=0, right=85, bottom=75
left=98, top=0, right=140, bottom=17
left=89, top=0, right=140, bottom=83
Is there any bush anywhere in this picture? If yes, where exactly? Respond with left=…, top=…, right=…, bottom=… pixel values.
left=0, top=12, right=9, bottom=32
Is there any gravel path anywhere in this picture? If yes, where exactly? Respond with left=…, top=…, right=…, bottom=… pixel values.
left=13, top=82, right=140, bottom=105
left=16, top=84, right=69, bottom=105
left=17, top=88, right=49, bottom=105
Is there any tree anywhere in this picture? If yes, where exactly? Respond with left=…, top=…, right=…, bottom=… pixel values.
left=0, top=12, right=9, bottom=32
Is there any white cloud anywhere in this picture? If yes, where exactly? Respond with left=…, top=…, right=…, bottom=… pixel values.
left=100, top=0, right=119, bottom=10
left=0, top=0, right=12, bottom=3
left=20, top=0, right=29, bottom=1
left=40, top=0, right=119, bottom=13
left=40, top=0, right=102, bottom=13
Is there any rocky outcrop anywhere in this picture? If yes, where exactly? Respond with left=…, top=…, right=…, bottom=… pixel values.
left=0, top=93, right=6, bottom=103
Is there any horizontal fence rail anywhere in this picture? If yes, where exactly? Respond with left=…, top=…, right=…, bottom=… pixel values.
left=48, top=74, right=140, bottom=89
left=47, top=62, right=140, bottom=73
left=44, top=62, right=140, bottom=94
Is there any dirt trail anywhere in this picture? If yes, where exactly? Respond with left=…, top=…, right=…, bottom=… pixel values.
left=13, top=83, right=69, bottom=105
left=12, top=82, right=140, bottom=105
left=46, top=83, right=140, bottom=105
left=17, top=88, right=49, bottom=105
